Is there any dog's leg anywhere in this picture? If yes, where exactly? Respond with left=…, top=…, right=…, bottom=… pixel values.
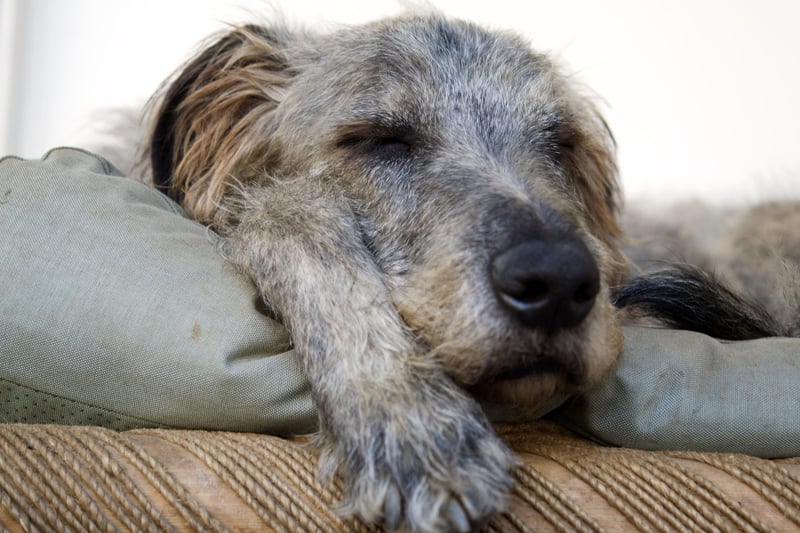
left=223, top=180, right=515, bottom=532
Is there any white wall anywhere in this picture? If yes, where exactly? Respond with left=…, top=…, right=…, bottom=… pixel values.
left=2, top=0, right=799, bottom=203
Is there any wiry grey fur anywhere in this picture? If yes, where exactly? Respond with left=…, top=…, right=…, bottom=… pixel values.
left=147, top=14, right=627, bottom=532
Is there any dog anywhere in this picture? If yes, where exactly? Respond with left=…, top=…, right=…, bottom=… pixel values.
left=142, top=11, right=797, bottom=532
left=145, top=13, right=625, bottom=530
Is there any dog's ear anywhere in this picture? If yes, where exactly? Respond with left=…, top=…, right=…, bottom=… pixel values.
left=561, top=109, right=622, bottom=247
left=149, top=25, right=293, bottom=224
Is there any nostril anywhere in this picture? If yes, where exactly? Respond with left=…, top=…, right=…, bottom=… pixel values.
left=574, top=279, right=599, bottom=304
left=500, top=279, right=549, bottom=307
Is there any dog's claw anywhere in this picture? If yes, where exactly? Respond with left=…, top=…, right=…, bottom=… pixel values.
left=459, top=488, right=480, bottom=519
left=446, top=500, right=472, bottom=533
left=383, top=486, right=403, bottom=531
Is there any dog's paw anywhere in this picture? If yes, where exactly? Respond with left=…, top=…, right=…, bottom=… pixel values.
left=320, top=395, right=515, bottom=532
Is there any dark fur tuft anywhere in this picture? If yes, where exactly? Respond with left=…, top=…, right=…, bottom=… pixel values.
left=613, top=264, right=784, bottom=340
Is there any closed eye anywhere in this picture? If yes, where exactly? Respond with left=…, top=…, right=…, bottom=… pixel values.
left=538, top=119, right=578, bottom=166
left=556, top=124, right=578, bottom=155
left=335, top=117, right=417, bottom=162
left=362, top=136, right=412, bottom=160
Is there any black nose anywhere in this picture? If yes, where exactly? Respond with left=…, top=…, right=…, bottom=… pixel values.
left=491, top=239, right=600, bottom=331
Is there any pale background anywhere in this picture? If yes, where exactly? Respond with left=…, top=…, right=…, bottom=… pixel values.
left=1, top=0, right=798, bottom=203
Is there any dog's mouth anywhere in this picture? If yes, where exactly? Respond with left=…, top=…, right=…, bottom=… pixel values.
left=465, top=352, right=588, bottom=409
left=472, top=349, right=587, bottom=387
left=490, top=359, right=580, bottom=385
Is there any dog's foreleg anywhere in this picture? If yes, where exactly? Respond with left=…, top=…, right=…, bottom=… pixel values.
left=223, top=180, right=515, bottom=532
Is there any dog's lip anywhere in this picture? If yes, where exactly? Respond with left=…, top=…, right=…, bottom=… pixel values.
left=483, top=353, right=586, bottom=385
left=489, top=359, right=560, bottom=382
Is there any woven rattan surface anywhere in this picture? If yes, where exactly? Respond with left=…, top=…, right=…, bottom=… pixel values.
left=1, top=421, right=798, bottom=532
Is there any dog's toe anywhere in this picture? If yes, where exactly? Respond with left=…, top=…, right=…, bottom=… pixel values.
left=382, top=432, right=513, bottom=531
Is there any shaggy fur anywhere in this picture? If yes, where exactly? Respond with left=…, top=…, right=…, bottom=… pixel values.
left=147, top=14, right=628, bottom=532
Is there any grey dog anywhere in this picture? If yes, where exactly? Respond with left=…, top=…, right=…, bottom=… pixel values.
left=146, top=13, right=628, bottom=532
left=142, top=10, right=800, bottom=531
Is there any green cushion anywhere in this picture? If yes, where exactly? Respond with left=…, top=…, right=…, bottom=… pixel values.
left=2, top=147, right=799, bottom=457
left=0, top=148, right=315, bottom=434
left=556, top=327, right=800, bottom=458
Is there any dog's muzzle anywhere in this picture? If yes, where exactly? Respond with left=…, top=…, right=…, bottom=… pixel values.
left=490, top=237, right=600, bottom=332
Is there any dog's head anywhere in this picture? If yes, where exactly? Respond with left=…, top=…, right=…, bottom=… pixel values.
left=149, top=14, right=625, bottom=411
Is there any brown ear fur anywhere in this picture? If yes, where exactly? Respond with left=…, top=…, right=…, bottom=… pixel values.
left=149, top=25, right=293, bottom=224
left=554, top=96, right=627, bottom=283
left=563, top=108, right=622, bottom=247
